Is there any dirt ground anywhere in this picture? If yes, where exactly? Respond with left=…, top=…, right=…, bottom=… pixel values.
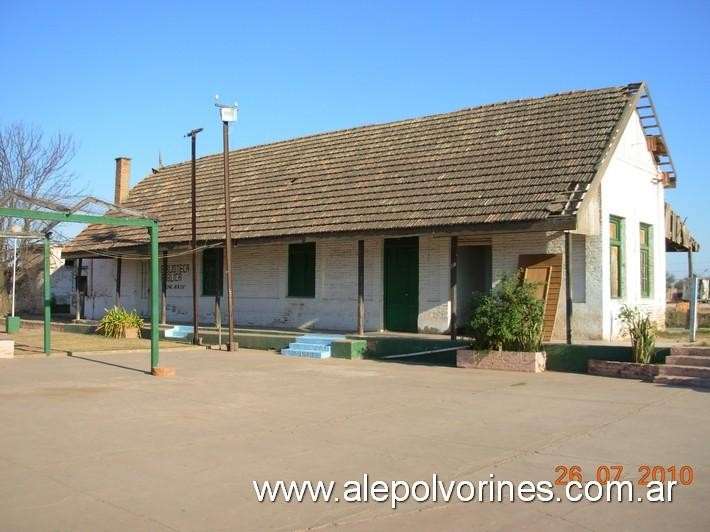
left=0, top=328, right=184, bottom=356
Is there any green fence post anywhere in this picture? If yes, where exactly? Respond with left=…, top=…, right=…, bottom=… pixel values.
left=150, top=222, right=160, bottom=370
left=43, top=233, right=51, bottom=355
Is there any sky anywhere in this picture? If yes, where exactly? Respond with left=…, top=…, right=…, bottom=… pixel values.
left=1, top=0, right=708, bottom=278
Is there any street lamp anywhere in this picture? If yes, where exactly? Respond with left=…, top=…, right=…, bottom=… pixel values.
left=216, top=101, right=238, bottom=351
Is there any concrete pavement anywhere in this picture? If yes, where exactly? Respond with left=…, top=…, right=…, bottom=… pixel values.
left=0, top=349, right=708, bottom=531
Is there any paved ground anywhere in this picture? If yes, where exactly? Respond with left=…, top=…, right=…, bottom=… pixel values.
left=0, top=349, right=708, bottom=531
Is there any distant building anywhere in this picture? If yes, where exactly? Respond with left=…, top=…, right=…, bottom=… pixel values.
left=681, top=278, right=710, bottom=303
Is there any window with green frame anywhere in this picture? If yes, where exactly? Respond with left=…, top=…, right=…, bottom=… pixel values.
left=202, top=248, right=224, bottom=296
left=640, top=223, right=653, bottom=298
left=609, top=215, right=624, bottom=298
left=288, top=242, right=316, bottom=297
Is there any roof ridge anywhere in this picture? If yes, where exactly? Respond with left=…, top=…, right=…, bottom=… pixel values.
left=153, top=82, right=636, bottom=172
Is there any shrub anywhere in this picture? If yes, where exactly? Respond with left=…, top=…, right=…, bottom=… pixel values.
left=618, top=305, right=656, bottom=364
left=96, top=306, right=144, bottom=339
left=468, top=272, right=544, bottom=352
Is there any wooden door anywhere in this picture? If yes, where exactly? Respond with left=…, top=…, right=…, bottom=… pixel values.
left=518, top=254, right=562, bottom=341
left=384, top=237, right=419, bottom=332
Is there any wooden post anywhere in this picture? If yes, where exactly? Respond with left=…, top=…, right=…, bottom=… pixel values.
left=357, top=239, right=365, bottom=336
left=689, top=274, right=698, bottom=343
left=161, top=250, right=168, bottom=325
left=687, top=249, right=693, bottom=329
left=565, top=232, right=573, bottom=345
left=449, top=236, right=457, bottom=340
left=43, top=234, right=51, bottom=355
left=215, top=295, right=222, bottom=349
left=115, top=258, right=122, bottom=307
left=75, top=258, right=82, bottom=321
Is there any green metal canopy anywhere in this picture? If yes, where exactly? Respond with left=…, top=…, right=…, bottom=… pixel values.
left=0, top=193, right=162, bottom=371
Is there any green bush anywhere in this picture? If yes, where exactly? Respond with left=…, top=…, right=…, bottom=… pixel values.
left=468, top=272, right=544, bottom=352
left=618, top=305, right=656, bottom=364
left=96, top=306, right=144, bottom=339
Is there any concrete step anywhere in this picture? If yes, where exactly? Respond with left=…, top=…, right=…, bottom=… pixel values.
left=658, top=364, right=710, bottom=378
left=289, top=338, right=330, bottom=351
left=280, top=334, right=343, bottom=358
left=281, top=348, right=331, bottom=359
left=670, top=346, right=710, bottom=357
left=298, top=335, right=346, bottom=343
left=653, top=375, right=710, bottom=389
left=665, top=355, right=710, bottom=367
left=288, top=342, right=331, bottom=352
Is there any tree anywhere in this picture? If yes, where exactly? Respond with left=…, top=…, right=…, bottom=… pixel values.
left=0, top=122, right=76, bottom=222
left=0, top=122, right=77, bottom=314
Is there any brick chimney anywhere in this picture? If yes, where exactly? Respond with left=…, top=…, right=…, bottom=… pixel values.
left=114, top=157, right=131, bottom=205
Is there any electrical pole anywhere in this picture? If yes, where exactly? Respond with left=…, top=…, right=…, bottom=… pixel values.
left=216, top=102, right=237, bottom=351
left=185, top=127, right=204, bottom=345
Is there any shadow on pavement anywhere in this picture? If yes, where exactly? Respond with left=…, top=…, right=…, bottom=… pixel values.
left=68, top=354, right=151, bottom=375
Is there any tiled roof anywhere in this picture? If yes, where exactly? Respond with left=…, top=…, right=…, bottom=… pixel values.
left=65, top=84, right=636, bottom=254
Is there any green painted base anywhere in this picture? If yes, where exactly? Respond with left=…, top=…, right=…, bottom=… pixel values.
left=5, top=316, right=20, bottom=334
left=331, top=339, right=367, bottom=359
left=544, top=344, right=669, bottom=373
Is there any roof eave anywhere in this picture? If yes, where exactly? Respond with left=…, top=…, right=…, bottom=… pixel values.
left=62, top=215, right=577, bottom=258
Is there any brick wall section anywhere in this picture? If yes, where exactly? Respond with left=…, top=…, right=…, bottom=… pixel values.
left=587, top=359, right=659, bottom=381
left=457, top=349, right=546, bottom=373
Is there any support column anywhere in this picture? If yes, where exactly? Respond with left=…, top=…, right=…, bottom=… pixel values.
left=357, top=239, right=364, bottom=336
left=449, top=236, right=457, bottom=341
left=115, top=258, right=122, bottom=307
left=43, top=234, right=51, bottom=355
left=687, top=249, right=694, bottom=329
left=222, top=120, right=236, bottom=352
left=75, top=258, right=82, bottom=320
left=215, top=296, right=222, bottom=348
left=150, top=222, right=160, bottom=370
left=689, top=274, right=698, bottom=343
left=161, top=250, right=168, bottom=325
left=565, top=232, right=573, bottom=345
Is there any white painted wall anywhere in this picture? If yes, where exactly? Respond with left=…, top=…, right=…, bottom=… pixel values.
left=76, top=231, right=596, bottom=339
left=489, top=231, right=570, bottom=340
left=231, top=239, right=383, bottom=331
left=78, top=239, right=385, bottom=331
left=599, top=110, right=667, bottom=339
left=418, top=235, right=450, bottom=332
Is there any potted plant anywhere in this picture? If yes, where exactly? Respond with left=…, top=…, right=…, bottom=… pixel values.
left=457, top=272, right=546, bottom=372
left=96, top=306, right=144, bottom=339
left=588, top=305, right=659, bottom=380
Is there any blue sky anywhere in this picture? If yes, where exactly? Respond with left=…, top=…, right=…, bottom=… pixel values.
left=1, top=0, right=708, bottom=277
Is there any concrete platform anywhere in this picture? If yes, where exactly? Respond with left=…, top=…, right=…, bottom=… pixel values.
left=0, top=349, right=708, bottom=530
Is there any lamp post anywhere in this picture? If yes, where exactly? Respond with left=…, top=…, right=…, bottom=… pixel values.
left=185, top=127, right=204, bottom=345
left=216, top=102, right=237, bottom=351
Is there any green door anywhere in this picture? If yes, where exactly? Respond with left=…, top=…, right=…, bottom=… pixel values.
left=384, top=237, right=419, bottom=332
